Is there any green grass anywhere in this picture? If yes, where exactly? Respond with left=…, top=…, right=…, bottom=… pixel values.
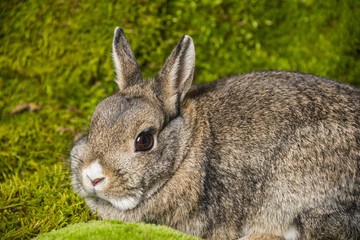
left=1, top=0, right=359, bottom=239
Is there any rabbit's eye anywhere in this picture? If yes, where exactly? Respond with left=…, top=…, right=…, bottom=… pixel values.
left=135, top=132, right=154, bottom=152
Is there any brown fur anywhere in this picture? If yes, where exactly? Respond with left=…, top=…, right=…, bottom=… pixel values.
left=71, top=27, right=360, bottom=239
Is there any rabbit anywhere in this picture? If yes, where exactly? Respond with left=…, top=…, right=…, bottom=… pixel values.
left=70, top=27, right=360, bottom=240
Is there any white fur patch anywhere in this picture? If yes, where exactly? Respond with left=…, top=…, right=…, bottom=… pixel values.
left=108, top=197, right=139, bottom=211
left=82, top=160, right=106, bottom=191
left=284, top=227, right=299, bottom=240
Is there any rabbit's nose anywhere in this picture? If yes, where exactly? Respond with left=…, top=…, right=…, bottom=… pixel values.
left=91, top=177, right=105, bottom=186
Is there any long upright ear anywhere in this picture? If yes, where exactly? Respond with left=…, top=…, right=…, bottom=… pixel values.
left=154, top=35, right=195, bottom=118
left=112, top=27, right=143, bottom=90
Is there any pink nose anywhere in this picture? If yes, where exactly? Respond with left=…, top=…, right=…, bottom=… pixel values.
left=91, top=178, right=104, bottom=186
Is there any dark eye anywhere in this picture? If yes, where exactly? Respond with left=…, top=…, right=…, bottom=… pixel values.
left=135, top=132, right=154, bottom=152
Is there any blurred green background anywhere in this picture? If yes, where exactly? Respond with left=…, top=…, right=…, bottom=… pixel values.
left=1, top=0, right=359, bottom=239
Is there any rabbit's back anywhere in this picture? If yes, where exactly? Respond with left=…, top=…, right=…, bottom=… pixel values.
left=189, top=70, right=359, bottom=127
left=188, top=70, right=360, bottom=154
left=185, top=70, right=360, bottom=239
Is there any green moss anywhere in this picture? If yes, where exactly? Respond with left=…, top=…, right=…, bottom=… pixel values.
left=1, top=0, right=359, bottom=239
left=0, top=164, right=98, bottom=240
left=34, top=220, right=200, bottom=240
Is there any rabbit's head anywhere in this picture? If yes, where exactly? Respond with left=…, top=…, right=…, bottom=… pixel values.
left=70, top=27, right=195, bottom=211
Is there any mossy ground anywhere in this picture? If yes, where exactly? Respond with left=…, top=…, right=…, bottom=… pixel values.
left=1, top=0, right=359, bottom=239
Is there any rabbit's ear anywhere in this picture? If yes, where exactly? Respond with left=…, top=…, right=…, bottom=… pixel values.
left=112, top=27, right=143, bottom=90
left=154, top=35, right=195, bottom=118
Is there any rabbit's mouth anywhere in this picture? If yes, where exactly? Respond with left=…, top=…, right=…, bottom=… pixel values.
left=102, top=177, right=169, bottom=211
left=88, top=187, right=143, bottom=211
left=78, top=160, right=143, bottom=211
left=91, top=187, right=144, bottom=211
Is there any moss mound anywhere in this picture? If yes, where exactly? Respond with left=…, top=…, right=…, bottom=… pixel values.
left=34, top=220, right=199, bottom=240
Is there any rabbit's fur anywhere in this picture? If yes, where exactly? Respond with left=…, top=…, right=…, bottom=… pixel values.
left=71, top=27, right=360, bottom=240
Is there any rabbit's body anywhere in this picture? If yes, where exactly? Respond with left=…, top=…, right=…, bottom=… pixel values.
left=71, top=28, right=360, bottom=240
